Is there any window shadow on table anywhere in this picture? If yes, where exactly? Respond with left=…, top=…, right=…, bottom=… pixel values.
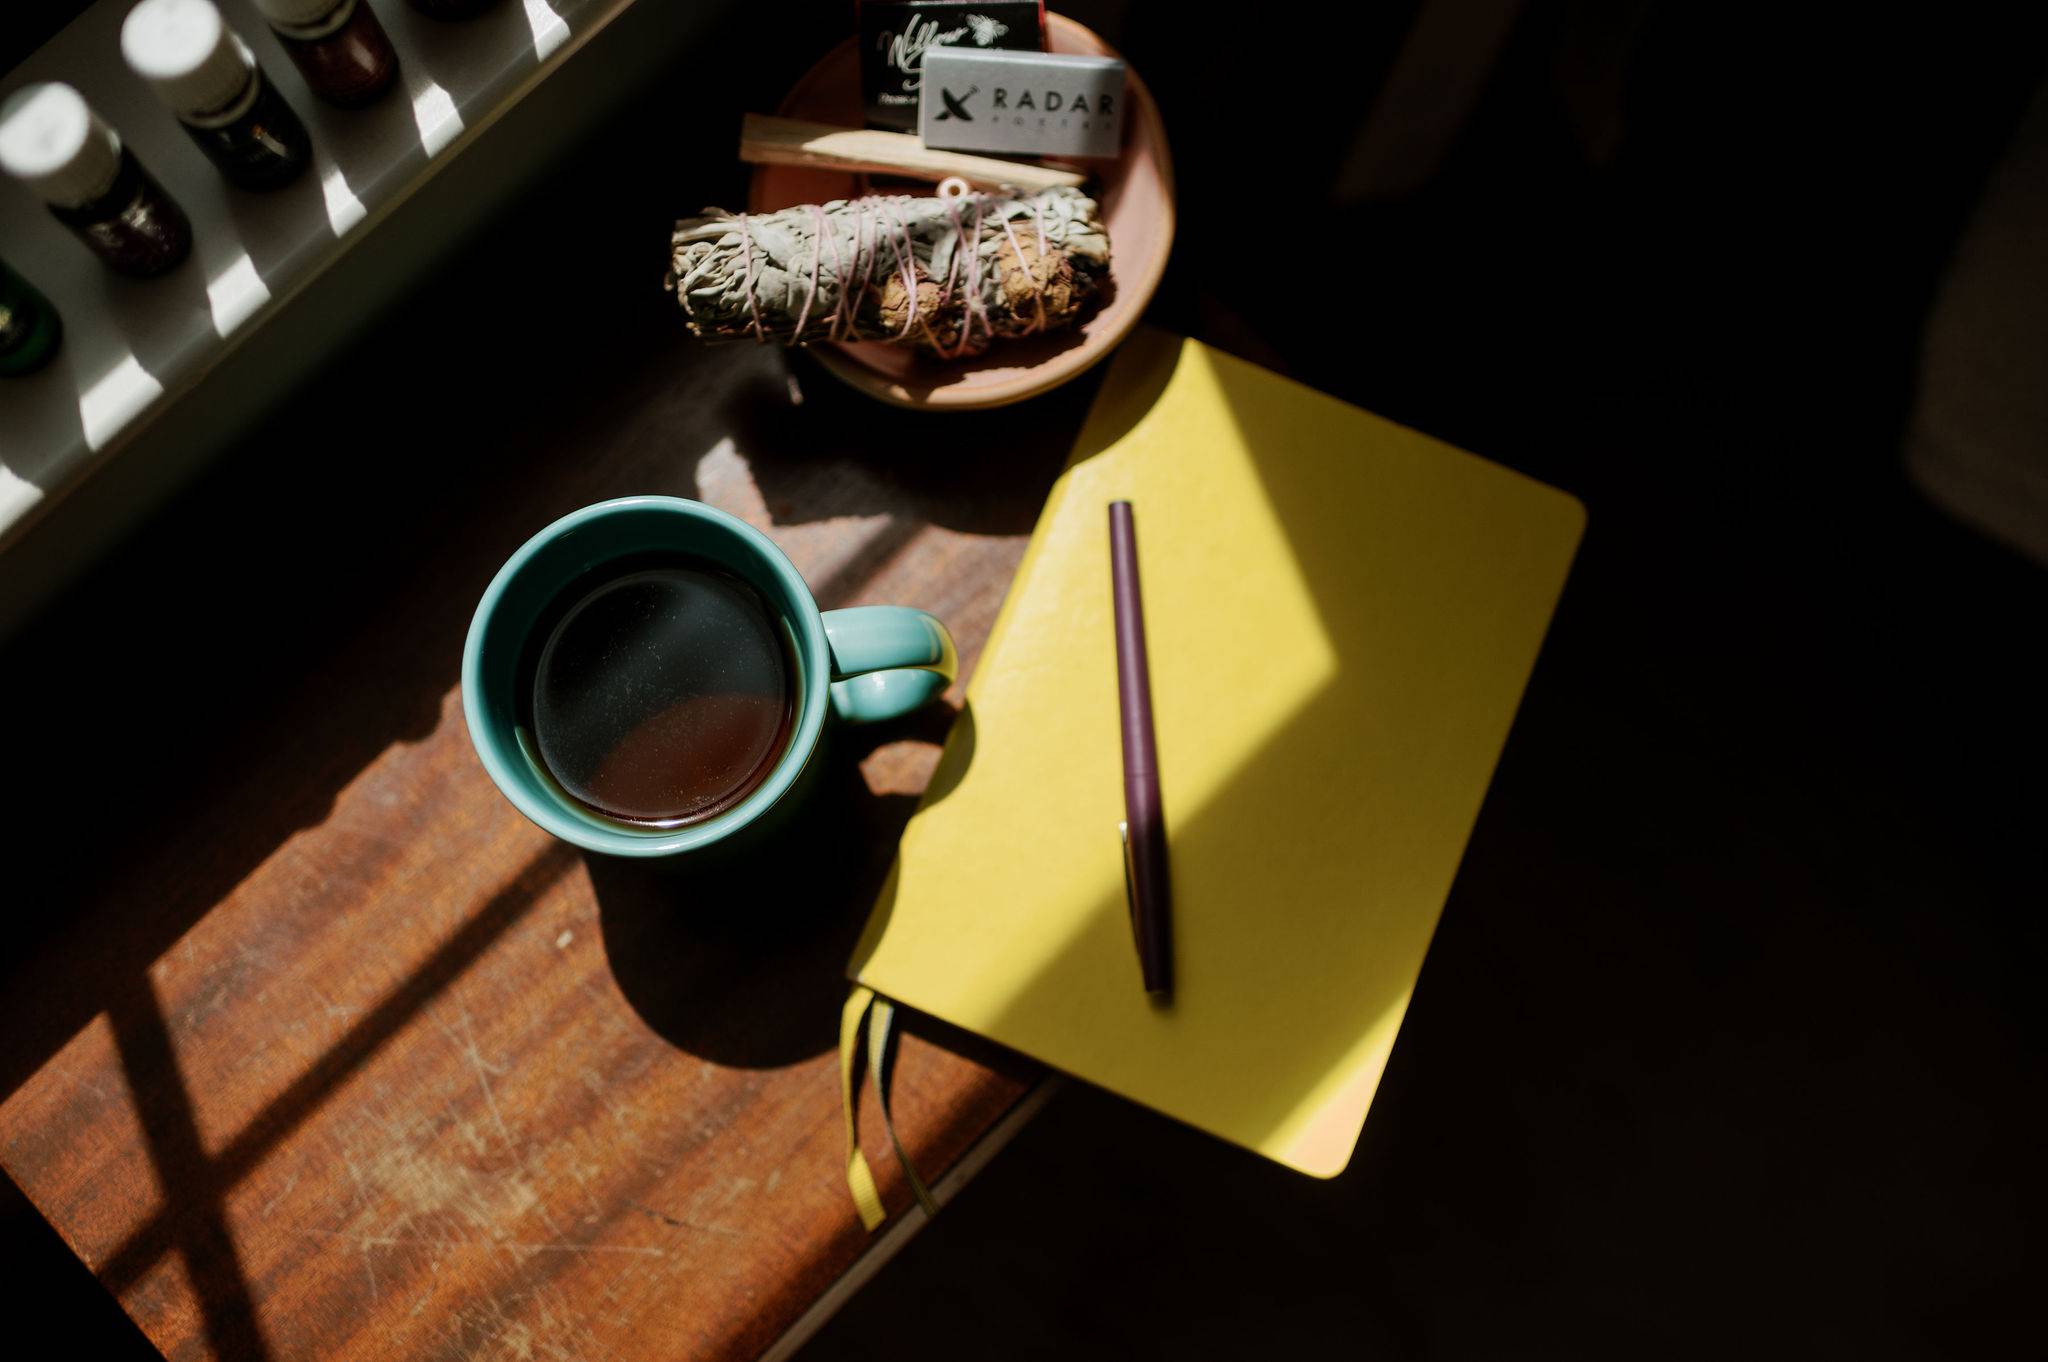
left=591, top=701, right=972, bottom=1070
left=81, top=842, right=579, bottom=1362
left=0, top=36, right=1061, bottom=1352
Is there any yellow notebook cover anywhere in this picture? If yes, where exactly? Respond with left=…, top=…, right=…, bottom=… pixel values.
left=849, top=331, right=1585, bottom=1176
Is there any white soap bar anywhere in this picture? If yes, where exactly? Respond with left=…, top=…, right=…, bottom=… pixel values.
left=919, top=47, right=1126, bottom=160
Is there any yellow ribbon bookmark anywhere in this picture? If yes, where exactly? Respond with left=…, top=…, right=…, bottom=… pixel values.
left=868, top=995, right=939, bottom=1218
left=839, top=986, right=887, bottom=1231
left=839, top=985, right=938, bottom=1231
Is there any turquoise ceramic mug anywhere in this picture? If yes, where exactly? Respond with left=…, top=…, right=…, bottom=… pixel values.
left=462, top=496, right=956, bottom=857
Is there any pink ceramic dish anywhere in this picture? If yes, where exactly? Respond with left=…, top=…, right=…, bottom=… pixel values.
left=746, top=14, right=1176, bottom=410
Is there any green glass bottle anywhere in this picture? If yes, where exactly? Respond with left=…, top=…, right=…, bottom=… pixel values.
left=0, top=258, right=63, bottom=377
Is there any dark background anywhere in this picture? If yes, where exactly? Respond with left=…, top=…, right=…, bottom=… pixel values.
left=0, top=2, right=93, bottom=74
left=5, top=0, right=2046, bottom=1356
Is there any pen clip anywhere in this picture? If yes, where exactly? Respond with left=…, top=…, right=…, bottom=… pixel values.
left=1118, top=820, right=1139, bottom=947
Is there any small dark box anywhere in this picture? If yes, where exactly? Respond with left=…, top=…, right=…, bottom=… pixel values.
left=858, top=1, right=1045, bottom=132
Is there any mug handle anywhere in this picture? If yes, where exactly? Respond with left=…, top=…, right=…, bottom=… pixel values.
left=823, top=607, right=959, bottom=724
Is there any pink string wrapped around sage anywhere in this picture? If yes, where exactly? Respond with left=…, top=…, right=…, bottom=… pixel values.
left=665, top=187, right=1109, bottom=359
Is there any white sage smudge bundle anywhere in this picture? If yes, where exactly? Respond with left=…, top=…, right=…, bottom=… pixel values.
left=664, top=186, right=1109, bottom=358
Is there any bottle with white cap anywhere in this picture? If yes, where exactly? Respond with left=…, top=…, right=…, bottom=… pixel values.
left=122, top=0, right=312, bottom=191
left=0, top=82, right=193, bottom=278
left=254, top=0, right=400, bottom=109
left=1, top=258, right=64, bottom=376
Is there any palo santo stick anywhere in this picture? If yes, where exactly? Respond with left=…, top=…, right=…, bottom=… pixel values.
left=739, top=114, right=1085, bottom=194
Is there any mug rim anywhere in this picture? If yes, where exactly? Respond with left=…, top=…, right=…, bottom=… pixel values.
left=460, top=495, right=831, bottom=858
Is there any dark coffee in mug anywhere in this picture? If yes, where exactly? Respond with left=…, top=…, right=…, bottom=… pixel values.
left=520, top=555, right=796, bottom=827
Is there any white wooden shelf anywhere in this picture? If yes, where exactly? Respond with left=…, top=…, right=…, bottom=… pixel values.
left=0, top=0, right=713, bottom=634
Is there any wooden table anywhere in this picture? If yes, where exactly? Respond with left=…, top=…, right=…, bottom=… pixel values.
left=0, top=279, right=1109, bottom=1357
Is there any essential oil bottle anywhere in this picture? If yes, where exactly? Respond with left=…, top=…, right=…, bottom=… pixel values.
left=0, top=83, right=193, bottom=278
left=1, top=258, right=64, bottom=376
left=122, top=0, right=312, bottom=191
left=253, top=0, right=400, bottom=109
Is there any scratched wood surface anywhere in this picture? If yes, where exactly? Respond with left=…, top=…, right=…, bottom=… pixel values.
left=0, top=264, right=1102, bottom=1357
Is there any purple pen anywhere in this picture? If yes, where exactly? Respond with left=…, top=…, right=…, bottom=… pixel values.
left=1110, top=500, right=1173, bottom=999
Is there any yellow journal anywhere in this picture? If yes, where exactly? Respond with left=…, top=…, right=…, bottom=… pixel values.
left=848, top=331, right=1585, bottom=1176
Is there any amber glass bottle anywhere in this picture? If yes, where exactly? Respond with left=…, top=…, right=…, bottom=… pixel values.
left=123, top=0, right=312, bottom=191
left=0, top=83, right=193, bottom=278
left=256, top=0, right=401, bottom=108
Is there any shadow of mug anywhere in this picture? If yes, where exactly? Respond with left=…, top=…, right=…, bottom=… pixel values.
left=590, top=703, right=975, bottom=1069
